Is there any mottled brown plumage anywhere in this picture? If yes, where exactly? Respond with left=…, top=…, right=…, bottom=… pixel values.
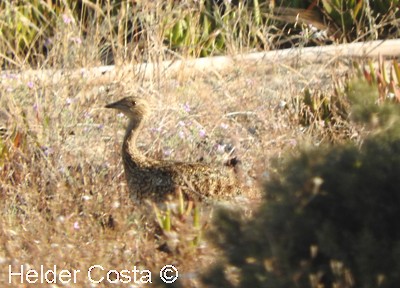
left=106, top=96, right=240, bottom=203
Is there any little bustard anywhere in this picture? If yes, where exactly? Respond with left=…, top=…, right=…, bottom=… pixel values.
left=106, top=96, right=241, bottom=203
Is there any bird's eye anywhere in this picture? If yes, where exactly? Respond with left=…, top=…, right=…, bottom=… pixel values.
left=132, top=101, right=136, bottom=105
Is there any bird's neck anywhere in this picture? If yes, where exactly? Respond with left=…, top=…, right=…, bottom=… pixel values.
left=122, top=118, right=147, bottom=165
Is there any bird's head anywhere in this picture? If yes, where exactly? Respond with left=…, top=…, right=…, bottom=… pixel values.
left=105, top=96, right=149, bottom=122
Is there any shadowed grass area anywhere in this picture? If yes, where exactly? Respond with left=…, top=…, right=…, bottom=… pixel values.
left=202, top=80, right=400, bottom=288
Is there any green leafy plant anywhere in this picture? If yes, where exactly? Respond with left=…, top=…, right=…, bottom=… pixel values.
left=298, top=84, right=352, bottom=142
left=355, top=58, right=400, bottom=103
left=153, top=190, right=203, bottom=252
left=0, top=0, right=59, bottom=67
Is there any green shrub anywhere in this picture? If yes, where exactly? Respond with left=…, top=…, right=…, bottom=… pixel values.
left=202, top=81, right=400, bottom=288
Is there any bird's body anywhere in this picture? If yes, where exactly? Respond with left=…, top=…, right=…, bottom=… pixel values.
left=106, top=96, right=240, bottom=203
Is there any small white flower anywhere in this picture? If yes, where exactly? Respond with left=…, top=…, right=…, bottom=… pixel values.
left=178, top=130, right=185, bottom=139
left=387, top=92, right=395, bottom=100
left=217, top=144, right=226, bottom=154
left=82, top=195, right=92, bottom=201
left=220, top=123, right=229, bottom=129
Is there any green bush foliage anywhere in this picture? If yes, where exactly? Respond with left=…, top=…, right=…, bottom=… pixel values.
left=202, top=81, right=400, bottom=288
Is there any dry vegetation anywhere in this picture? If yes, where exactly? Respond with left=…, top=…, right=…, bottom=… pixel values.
left=0, top=54, right=353, bottom=287
left=1, top=0, right=397, bottom=287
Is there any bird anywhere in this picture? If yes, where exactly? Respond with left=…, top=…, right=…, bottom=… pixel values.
left=105, top=96, right=241, bottom=203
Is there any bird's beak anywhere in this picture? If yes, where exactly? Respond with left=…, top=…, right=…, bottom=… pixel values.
left=105, top=99, right=125, bottom=110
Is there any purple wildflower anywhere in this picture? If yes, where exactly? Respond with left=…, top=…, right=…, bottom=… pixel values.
left=163, top=148, right=172, bottom=156
left=62, top=14, right=72, bottom=24
left=150, top=127, right=162, bottom=133
left=70, top=37, right=82, bottom=45
left=199, top=129, right=206, bottom=138
left=3, top=73, right=18, bottom=80
left=183, top=103, right=191, bottom=113
left=42, top=146, right=54, bottom=156
left=83, top=112, right=92, bottom=119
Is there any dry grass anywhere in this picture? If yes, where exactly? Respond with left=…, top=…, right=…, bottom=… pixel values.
left=0, top=1, right=364, bottom=286
left=0, top=56, right=353, bottom=287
